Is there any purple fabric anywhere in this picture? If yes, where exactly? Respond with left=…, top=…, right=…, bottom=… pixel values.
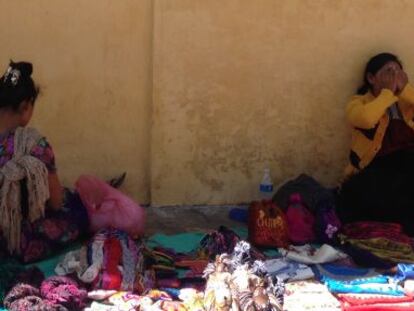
left=315, top=199, right=341, bottom=244
left=4, top=276, right=87, bottom=311
left=40, top=276, right=87, bottom=310
left=0, top=130, right=56, bottom=172
left=0, top=189, right=89, bottom=263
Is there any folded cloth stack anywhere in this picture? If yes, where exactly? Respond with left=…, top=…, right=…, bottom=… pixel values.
left=339, top=222, right=414, bottom=268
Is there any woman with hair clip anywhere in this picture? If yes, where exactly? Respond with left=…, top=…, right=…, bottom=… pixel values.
left=0, top=61, right=89, bottom=262
left=338, top=52, right=414, bottom=235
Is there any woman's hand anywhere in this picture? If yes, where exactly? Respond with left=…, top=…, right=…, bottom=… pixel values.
left=377, top=67, right=398, bottom=93
left=397, top=70, right=409, bottom=94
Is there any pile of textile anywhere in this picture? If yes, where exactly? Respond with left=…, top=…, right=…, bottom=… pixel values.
left=3, top=276, right=87, bottom=311
left=321, top=265, right=414, bottom=310
left=55, top=228, right=154, bottom=294
left=339, top=222, right=414, bottom=268
left=82, top=240, right=285, bottom=311
left=5, top=219, right=414, bottom=311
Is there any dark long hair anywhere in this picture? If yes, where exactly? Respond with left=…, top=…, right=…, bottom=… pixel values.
left=357, top=53, right=402, bottom=95
left=0, top=61, right=39, bottom=111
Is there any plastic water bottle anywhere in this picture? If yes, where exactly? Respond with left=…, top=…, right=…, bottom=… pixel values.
left=259, top=168, right=274, bottom=200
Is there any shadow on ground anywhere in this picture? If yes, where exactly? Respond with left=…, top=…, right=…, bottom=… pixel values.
left=145, top=205, right=248, bottom=235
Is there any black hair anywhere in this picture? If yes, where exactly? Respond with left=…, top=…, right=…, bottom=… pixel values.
left=0, top=60, right=39, bottom=111
left=357, top=52, right=402, bottom=95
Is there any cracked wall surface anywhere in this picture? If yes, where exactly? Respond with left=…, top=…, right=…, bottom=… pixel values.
left=2, top=0, right=414, bottom=206
left=151, top=0, right=414, bottom=205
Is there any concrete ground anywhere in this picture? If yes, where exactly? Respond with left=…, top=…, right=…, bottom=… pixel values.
left=145, top=205, right=248, bottom=235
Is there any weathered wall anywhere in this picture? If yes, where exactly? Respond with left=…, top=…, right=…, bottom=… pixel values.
left=152, top=0, right=414, bottom=206
left=1, top=1, right=414, bottom=207
left=0, top=0, right=153, bottom=203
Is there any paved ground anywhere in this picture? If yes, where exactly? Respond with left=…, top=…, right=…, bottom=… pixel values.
left=145, top=205, right=248, bottom=235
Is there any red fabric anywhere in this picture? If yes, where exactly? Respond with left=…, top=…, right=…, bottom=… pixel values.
left=341, top=302, right=414, bottom=310
left=248, top=200, right=289, bottom=248
left=338, top=294, right=414, bottom=305
left=377, top=119, right=414, bottom=157
left=339, top=294, right=414, bottom=311
left=341, top=222, right=412, bottom=245
left=102, top=238, right=122, bottom=290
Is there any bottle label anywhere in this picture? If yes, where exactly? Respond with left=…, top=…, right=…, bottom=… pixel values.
left=260, top=184, right=274, bottom=193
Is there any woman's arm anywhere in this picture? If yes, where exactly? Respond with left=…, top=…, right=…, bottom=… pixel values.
left=398, top=84, right=414, bottom=105
left=48, top=173, right=63, bottom=210
left=30, top=137, right=62, bottom=209
left=346, top=89, right=397, bottom=129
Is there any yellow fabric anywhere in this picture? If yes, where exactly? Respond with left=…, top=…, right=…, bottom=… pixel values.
left=345, top=237, right=414, bottom=263
left=345, top=84, right=414, bottom=176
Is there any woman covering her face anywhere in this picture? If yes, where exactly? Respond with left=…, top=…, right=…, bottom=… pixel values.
left=338, top=52, right=414, bottom=235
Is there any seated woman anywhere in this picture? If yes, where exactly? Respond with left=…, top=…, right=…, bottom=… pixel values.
left=338, top=52, right=414, bottom=235
left=0, top=61, right=88, bottom=262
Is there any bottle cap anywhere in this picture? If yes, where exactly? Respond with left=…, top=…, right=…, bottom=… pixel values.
left=289, top=193, right=301, bottom=203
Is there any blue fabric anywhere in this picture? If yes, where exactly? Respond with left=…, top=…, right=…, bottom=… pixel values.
left=324, top=275, right=390, bottom=285
left=325, top=277, right=404, bottom=296
left=229, top=208, right=248, bottom=223
left=313, top=263, right=379, bottom=282
left=397, top=263, right=414, bottom=280
left=160, top=288, right=181, bottom=299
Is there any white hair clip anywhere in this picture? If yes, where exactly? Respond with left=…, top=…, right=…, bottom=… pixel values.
left=3, top=66, right=21, bottom=86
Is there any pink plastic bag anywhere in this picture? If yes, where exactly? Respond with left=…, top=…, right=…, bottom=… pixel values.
left=75, top=175, right=145, bottom=238
left=286, top=193, right=315, bottom=245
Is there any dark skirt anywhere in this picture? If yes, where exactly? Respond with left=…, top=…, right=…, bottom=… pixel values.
left=0, top=189, right=89, bottom=263
left=337, top=150, right=414, bottom=235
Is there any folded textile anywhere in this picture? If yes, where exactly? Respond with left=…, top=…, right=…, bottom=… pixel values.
left=283, top=280, right=340, bottom=311
left=325, top=275, right=390, bottom=285
left=396, top=263, right=414, bottom=280
left=313, top=263, right=379, bottom=282
left=325, top=277, right=404, bottom=296
left=337, top=293, right=414, bottom=305
left=264, top=258, right=314, bottom=282
left=342, top=302, right=414, bottom=311
left=280, top=244, right=348, bottom=264
left=341, top=222, right=412, bottom=245
left=337, top=294, right=414, bottom=311
left=343, top=237, right=414, bottom=263
left=339, top=222, right=414, bottom=267
left=404, top=279, right=414, bottom=296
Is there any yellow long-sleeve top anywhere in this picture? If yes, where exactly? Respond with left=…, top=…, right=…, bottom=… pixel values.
left=345, top=84, right=414, bottom=176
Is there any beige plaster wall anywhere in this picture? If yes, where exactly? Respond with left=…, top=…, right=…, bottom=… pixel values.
left=0, top=0, right=153, bottom=203
left=152, top=0, right=414, bottom=206
left=2, top=1, right=414, bottom=207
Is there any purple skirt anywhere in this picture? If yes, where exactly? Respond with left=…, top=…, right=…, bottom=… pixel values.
left=0, top=189, right=89, bottom=263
